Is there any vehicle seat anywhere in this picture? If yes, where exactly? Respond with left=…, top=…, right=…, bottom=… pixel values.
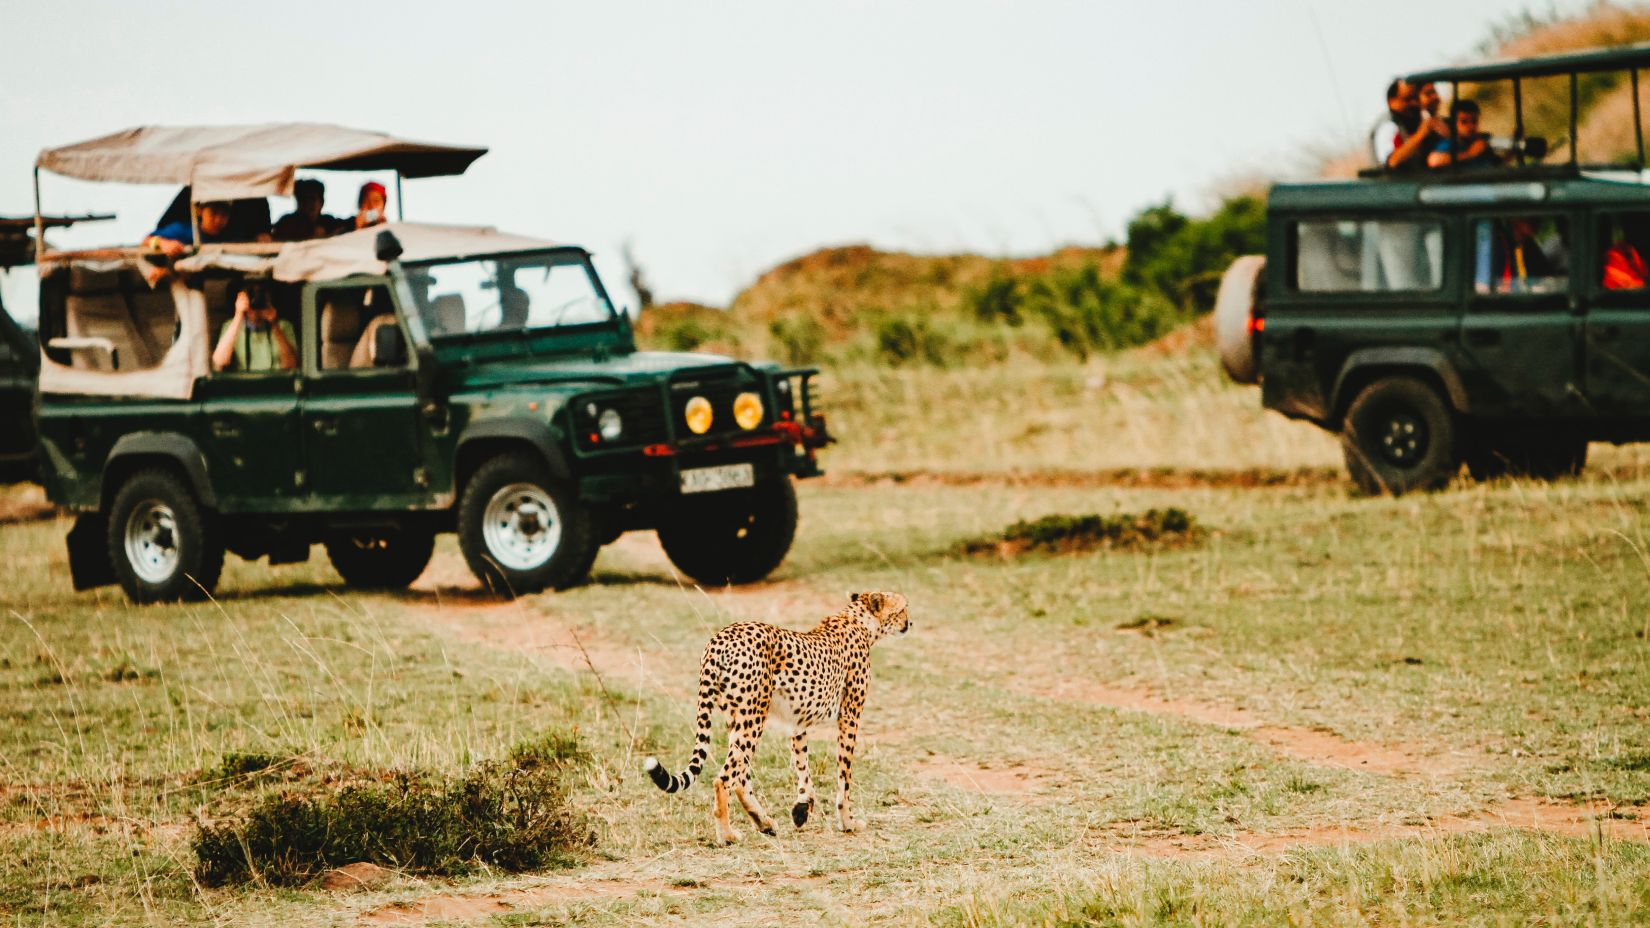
left=319, top=301, right=361, bottom=370
left=432, top=294, right=466, bottom=334
left=350, top=314, right=400, bottom=368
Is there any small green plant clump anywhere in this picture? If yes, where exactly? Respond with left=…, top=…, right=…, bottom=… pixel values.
left=962, top=508, right=1203, bottom=557
left=193, top=735, right=590, bottom=887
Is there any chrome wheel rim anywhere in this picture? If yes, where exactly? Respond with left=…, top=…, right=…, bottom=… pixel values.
left=124, top=501, right=180, bottom=584
left=482, top=483, right=561, bottom=572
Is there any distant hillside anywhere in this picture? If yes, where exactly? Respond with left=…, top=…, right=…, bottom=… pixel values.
left=639, top=193, right=1262, bottom=368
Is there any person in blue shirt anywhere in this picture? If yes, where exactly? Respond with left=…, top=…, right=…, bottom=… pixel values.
left=1428, top=100, right=1501, bottom=170
left=143, top=201, right=232, bottom=258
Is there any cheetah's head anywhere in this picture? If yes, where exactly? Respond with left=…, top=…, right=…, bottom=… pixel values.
left=850, top=591, right=910, bottom=639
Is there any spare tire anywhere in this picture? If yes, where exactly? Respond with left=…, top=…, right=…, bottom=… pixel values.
left=1214, top=254, right=1266, bottom=384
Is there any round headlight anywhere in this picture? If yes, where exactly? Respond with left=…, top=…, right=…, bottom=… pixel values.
left=684, top=395, right=713, bottom=434
left=597, top=408, right=623, bottom=441
left=733, top=392, right=764, bottom=430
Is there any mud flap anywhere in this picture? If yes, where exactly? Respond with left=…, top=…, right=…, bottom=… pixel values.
left=67, top=514, right=115, bottom=591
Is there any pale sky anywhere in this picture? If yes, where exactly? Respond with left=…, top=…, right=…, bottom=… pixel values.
left=0, top=0, right=1596, bottom=310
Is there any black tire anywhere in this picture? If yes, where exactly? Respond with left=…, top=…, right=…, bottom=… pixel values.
left=457, top=452, right=595, bottom=596
left=657, top=477, right=798, bottom=585
left=1341, top=377, right=1460, bottom=496
left=106, top=468, right=223, bottom=603
left=1466, top=430, right=1586, bottom=482
left=324, top=525, right=435, bottom=590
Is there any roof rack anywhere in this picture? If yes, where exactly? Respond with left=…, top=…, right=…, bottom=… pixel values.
left=1399, top=41, right=1650, bottom=173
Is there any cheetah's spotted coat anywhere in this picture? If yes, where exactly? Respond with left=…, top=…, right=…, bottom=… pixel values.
left=645, top=592, right=911, bottom=845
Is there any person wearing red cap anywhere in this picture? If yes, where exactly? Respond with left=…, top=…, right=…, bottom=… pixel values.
left=353, top=181, right=389, bottom=231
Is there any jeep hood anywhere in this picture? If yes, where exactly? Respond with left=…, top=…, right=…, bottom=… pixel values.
left=447, top=351, right=754, bottom=390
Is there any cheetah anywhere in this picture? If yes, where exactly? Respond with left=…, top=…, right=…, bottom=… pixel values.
left=644, top=591, right=911, bottom=845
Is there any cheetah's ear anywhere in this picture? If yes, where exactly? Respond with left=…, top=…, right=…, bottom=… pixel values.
left=849, top=592, right=860, bottom=603
left=860, top=592, right=883, bottom=614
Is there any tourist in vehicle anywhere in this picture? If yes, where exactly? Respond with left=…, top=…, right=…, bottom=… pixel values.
left=1427, top=100, right=1500, bottom=169
left=1604, top=216, right=1649, bottom=290
left=1372, top=80, right=1445, bottom=172
left=144, top=201, right=232, bottom=257
left=1418, top=82, right=1442, bottom=120
left=352, top=181, right=389, bottom=231
left=272, top=179, right=342, bottom=241
left=1486, top=218, right=1560, bottom=293
left=212, top=282, right=297, bottom=372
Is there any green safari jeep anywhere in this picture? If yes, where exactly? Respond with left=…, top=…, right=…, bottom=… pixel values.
left=37, top=223, right=828, bottom=602
left=1216, top=43, right=1650, bottom=494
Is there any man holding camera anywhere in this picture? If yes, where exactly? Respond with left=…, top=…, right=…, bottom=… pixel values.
left=212, top=284, right=297, bottom=372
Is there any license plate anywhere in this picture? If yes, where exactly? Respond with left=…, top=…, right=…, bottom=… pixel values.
left=680, top=463, right=755, bottom=494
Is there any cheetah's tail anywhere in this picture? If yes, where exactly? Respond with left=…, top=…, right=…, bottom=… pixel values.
left=644, top=670, right=717, bottom=793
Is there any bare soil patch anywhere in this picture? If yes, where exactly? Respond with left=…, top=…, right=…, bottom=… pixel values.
left=0, top=484, right=55, bottom=524
left=1040, top=682, right=1477, bottom=778
left=409, top=597, right=682, bottom=697
left=913, top=756, right=1064, bottom=796
left=823, top=467, right=1343, bottom=491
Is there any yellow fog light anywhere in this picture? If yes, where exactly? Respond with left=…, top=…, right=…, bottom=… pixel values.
left=684, top=395, right=713, bottom=434
left=733, top=392, right=764, bottom=430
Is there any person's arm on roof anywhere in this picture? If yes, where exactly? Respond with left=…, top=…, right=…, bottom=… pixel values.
left=144, top=220, right=193, bottom=259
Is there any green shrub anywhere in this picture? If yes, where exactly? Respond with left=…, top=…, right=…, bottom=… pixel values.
left=874, top=315, right=952, bottom=366
left=193, top=737, right=590, bottom=886
left=1123, top=195, right=1266, bottom=313
left=962, top=508, right=1202, bottom=557
left=768, top=317, right=827, bottom=365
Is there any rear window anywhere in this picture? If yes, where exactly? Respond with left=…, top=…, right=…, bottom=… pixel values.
left=1294, top=219, right=1444, bottom=293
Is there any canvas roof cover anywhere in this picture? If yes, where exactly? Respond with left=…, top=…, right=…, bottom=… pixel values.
left=270, top=223, right=563, bottom=282
left=36, top=124, right=487, bottom=201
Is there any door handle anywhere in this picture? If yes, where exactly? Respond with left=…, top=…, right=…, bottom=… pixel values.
left=1465, top=328, right=1501, bottom=347
left=311, top=418, right=339, bottom=437
left=210, top=421, right=239, bottom=439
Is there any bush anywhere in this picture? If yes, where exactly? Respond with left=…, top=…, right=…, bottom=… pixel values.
left=961, top=508, right=1203, bottom=557
left=768, top=317, right=827, bottom=365
left=193, top=737, right=590, bottom=887
left=1122, top=195, right=1266, bottom=313
left=874, top=315, right=952, bottom=366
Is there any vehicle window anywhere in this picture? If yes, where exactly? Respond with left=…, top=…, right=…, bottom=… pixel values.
left=316, top=285, right=402, bottom=370
left=47, top=266, right=179, bottom=373
left=1473, top=216, right=1569, bottom=295
left=207, top=279, right=301, bottom=377
left=1294, top=219, right=1444, bottom=292
left=1598, top=212, right=1650, bottom=292
left=408, top=253, right=613, bottom=338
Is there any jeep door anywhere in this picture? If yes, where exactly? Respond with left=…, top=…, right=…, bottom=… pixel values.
left=197, top=359, right=304, bottom=511
left=1455, top=213, right=1585, bottom=417
left=1582, top=209, right=1650, bottom=415
left=300, top=281, right=433, bottom=508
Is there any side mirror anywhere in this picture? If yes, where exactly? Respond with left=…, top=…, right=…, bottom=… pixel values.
left=375, top=230, right=403, bottom=262
left=374, top=324, right=407, bottom=367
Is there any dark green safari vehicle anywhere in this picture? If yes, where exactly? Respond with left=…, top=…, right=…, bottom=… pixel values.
left=31, top=125, right=829, bottom=603
left=0, top=283, right=36, bottom=484
left=1217, top=43, right=1650, bottom=494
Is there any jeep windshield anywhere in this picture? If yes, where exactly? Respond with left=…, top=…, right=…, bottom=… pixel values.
left=405, top=251, right=615, bottom=339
